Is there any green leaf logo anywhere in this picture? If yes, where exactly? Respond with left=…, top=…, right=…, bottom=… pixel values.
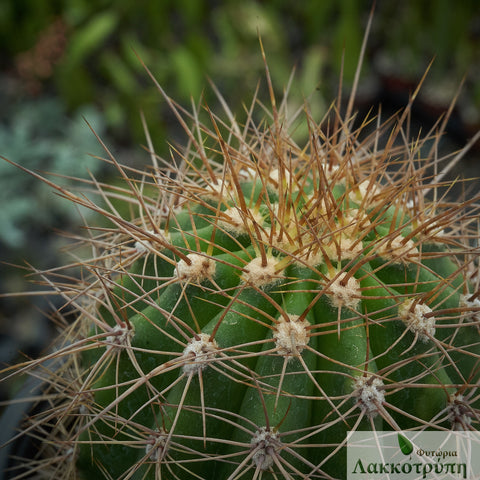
left=398, top=434, right=413, bottom=455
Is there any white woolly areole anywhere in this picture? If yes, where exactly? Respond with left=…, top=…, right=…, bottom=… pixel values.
left=105, top=324, right=134, bottom=351
left=379, top=235, right=419, bottom=262
left=206, top=179, right=229, bottom=199
left=269, top=168, right=293, bottom=187
left=273, top=314, right=310, bottom=357
left=354, top=375, right=385, bottom=416
left=423, top=220, right=447, bottom=238
left=250, top=427, right=282, bottom=470
left=145, top=429, right=168, bottom=461
left=181, top=333, right=218, bottom=374
left=323, top=234, right=363, bottom=262
left=460, top=294, right=480, bottom=323
left=219, top=207, right=264, bottom=236
left=340, top=209, right=371, bottom=236
left=328, top=272, right=361, bottom=309
left=398, top=298, right=435, bottom=342
left=134, top=229, right=170, bottom=254
left=175, top=253, right=216, bottom=284
left=323, top=163, right=340, bottom=182
left=447, top=393, right=473, bottom=431
left=134, top=239, right=150, bottom=254
left=242, top=256, right=281, bottom=287
left=239, top=166, right=257, bottom=180
left=348, top=180, right=381, bottom=205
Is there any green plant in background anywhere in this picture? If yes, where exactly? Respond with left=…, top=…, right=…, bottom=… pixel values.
left=2, top=13, right=480, bottom=478
left=1, top=0, right=331, bottom=147
left=0, top=97, right=105, bottom=249
left=3, top=0, right=480, bottom=149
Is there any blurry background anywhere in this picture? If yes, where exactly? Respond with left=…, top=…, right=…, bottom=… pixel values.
left=1, top=0, right=480, bottom=397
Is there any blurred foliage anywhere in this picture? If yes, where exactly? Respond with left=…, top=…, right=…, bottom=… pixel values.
left=372, top=1, right=478, bottom=76
left=1, top=0, right=478, bottom=153
left=0, top=97, right=105, bottom=248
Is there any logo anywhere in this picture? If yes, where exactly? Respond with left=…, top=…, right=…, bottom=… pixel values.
left=347, top=431, right=480, bottom=479
left=398, top=434, right=414, bottom=456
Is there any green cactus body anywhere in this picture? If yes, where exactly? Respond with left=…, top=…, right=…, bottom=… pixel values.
left=63, top=118, right=479, bottom=479
left=4, top=37, right=480, bottom=480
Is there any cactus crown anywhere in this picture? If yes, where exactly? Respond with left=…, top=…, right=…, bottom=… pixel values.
left=2, top=21, right=480, bottom=480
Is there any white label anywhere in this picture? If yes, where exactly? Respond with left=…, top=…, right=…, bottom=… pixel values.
left=347, top=431, right=480, bottom=479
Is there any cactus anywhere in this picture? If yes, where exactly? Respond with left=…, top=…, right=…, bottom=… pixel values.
left=3, top=22, right=480, bottom=480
